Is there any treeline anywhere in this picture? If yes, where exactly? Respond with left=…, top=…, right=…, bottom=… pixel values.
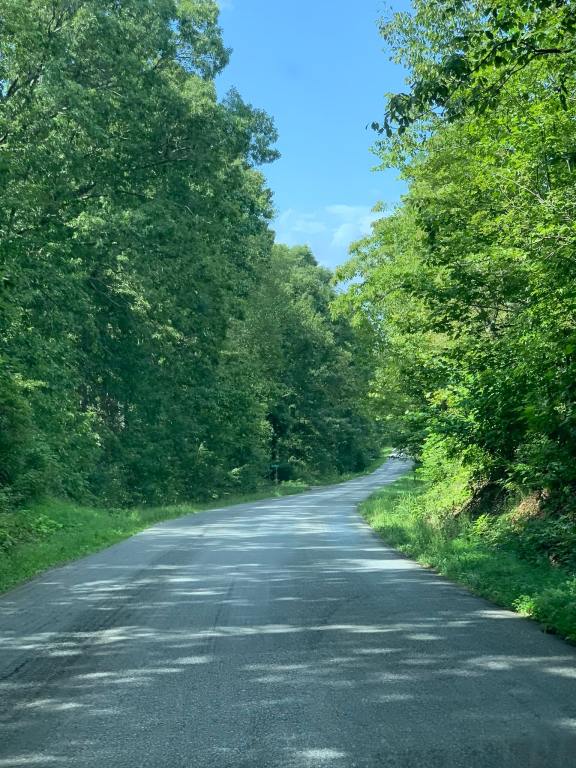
left=338, top=0, right=576, bottom=513
left=0, top=0, right=379, bottom=512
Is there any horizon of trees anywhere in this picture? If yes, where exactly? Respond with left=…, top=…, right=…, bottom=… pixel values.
left=0, top=0, right=381, bottom=512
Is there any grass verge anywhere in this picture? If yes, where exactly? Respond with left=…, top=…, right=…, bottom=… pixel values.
left=0, top=452, right=392, bottom=595
left=361, top=474, right=576, bottom=644
left=0, top=481, right=310, bottom=595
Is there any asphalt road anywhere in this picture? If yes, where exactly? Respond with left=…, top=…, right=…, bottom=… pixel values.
left=1, top=458, right=576, bottom=768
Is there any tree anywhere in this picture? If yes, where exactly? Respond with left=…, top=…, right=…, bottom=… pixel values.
left=0, top=0, right=277, bottom=505
left=375, top=0, right=576, bottom=135
left=341, top=0, right=576, bottom=509
left=0, top=1, right=380, bottom=509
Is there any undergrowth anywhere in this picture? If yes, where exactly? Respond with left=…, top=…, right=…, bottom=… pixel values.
left=361, top=471, right=576, bottom=644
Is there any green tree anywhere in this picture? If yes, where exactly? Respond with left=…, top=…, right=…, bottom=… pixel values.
left=341, top=0, right=576, bottom=510
left=0, top=1, right=380, bottom=511
left=0, top=0, right=277, bottom=506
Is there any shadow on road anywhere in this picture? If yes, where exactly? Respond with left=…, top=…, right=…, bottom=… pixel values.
left=1, top=460, right=575, bottom=767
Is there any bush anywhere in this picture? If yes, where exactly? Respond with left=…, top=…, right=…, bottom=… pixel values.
left=361, top=459, right=576, bottom=644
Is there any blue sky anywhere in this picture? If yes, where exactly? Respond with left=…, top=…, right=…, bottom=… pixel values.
left=216, top=1, right=412, bottom=269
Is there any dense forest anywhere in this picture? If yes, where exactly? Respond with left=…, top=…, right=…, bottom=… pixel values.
left=340, top=0, right=576, bottom=508
left=337, top=0, right=576, bottom=618
left=0, top=0, right=380, bottom=514
left=2, top=0, right=576, bottom=632
left=3, top=5, right=576, bottom=761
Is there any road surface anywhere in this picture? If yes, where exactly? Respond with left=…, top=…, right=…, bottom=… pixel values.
left=1, top=458, right=576, bottom=767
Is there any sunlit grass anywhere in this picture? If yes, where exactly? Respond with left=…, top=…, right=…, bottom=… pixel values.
left=0, top=482, right=312, bottom=594
left=0, top=454, right=390, bottom=595
left=361, top=476, right=576, bottom=644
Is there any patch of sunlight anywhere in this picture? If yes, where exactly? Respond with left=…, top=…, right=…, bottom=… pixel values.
left=474, top=609, right=520, bottom=620
left=16, top=699, right=84, bottom=712
left=405, top=633, right=442, bottom=641
left=298, top=748, right=347, bottom=761
left=173, top=655, right=214, bottom=665
left=0, top=756, right=68, bottom=766
left=375, top=693, right=414, bottom=702
left=470, top=658, right=511, bottom=671
left=339, top=557, right=419, bottom=571
left=545, top=667, right=576, bottom=679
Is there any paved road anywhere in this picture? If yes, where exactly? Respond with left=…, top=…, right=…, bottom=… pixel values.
left=1, top=459, right=576, bottom=768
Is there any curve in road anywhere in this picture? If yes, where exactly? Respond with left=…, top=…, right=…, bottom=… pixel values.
left=1, top=458, right=576, bottom=767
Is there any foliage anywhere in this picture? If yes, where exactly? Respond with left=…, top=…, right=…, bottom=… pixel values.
left=341, top=1, right=576, bottom=638
left=0, top=1, right=381, bottom=513
left=252, top=245, right=381, bottom=480
left=376, top=0, right=576, bottom=134
left=362, top=473, right=576, bottom=643
left=473, top=507, right=576, bottom=573
left=338, top=0, right=576, bottom=513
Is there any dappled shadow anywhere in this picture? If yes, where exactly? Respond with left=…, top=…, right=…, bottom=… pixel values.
left=1, top=460, right=576, bottom=767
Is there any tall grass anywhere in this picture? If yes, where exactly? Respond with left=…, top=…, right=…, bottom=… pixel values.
left=361, top=475, right=576, bottom=644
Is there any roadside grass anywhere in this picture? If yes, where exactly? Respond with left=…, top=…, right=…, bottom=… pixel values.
left=361, top=474, right=576, bottom=644
left=0, top=452, right=391, bottom=595
left=0, top=481, right=311, bottom=594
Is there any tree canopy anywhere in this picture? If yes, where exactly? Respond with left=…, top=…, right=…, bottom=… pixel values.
left=339, top=0, right=576, bottom=512
left=376, top=0, right=576, bottom=134
left=0, top=0, right=381, bottom=511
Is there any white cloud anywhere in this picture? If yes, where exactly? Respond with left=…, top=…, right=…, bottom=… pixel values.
left=325, top=204, right=380, bottom=247
left=325, top=204, right=369, bottom=219
left=275, top=209, right=328, bottom=243
left=275, top=204, right=379, bottom=261
left=331, top=222, right=361, bottom=248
